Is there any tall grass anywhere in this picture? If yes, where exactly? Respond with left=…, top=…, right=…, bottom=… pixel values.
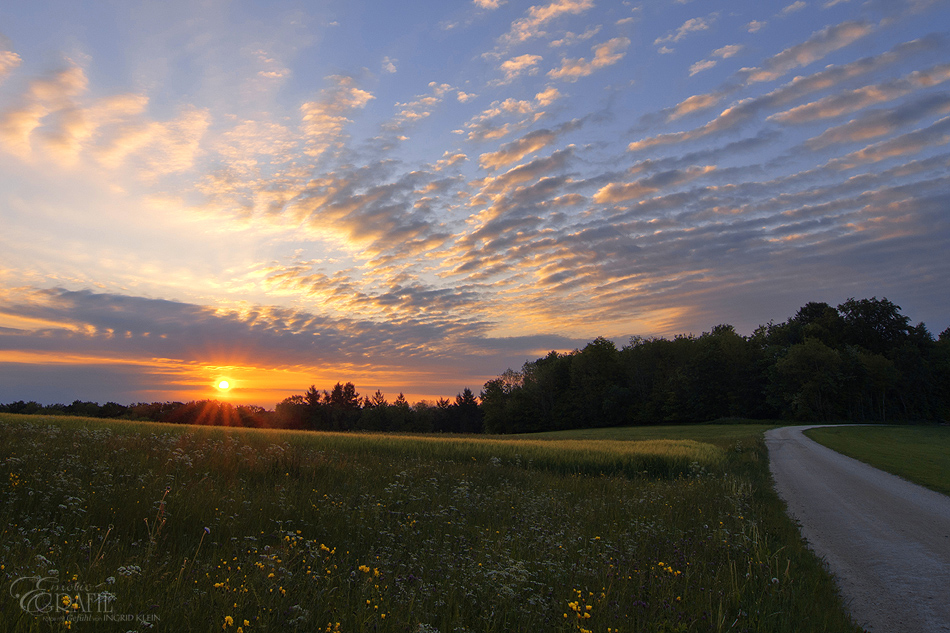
left=0, top=414, right=859, bottom=632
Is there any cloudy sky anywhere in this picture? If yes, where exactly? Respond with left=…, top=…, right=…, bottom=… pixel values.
left=1, top=0, right=948, bottom=407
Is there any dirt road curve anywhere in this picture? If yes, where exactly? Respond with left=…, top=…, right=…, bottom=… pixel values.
left=765, top=426, right=950, bottom=633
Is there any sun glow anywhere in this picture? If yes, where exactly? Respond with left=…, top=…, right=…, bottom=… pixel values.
left=217, top=380, right=230, bottom=390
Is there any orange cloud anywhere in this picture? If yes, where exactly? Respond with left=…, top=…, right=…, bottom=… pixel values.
left=743, top=20, right=873, bottom=83
left=535, top=86, right=563, bottom=106
left=593, top=166, right=716, bottom=204
left=0, top=50, right=21, bottom=81
left=300, top=75, right=374, bottom=158
left=498, top=54, right=543, bottom=83
left=478, top=129, right=557, bottom=170
left=548, top=37, right=630, bottom=81
left=497, top=0, right=595, bottom=49
left=668, top=91, right=726, bottom=120
left=0, top=64, right=88, bottom=159
left=769, top=62, right=950, bottom=124
left=827, top=115, right=950, bottom=170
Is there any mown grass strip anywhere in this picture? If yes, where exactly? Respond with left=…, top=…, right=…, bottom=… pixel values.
left=805, top=425, right=950, bottom=496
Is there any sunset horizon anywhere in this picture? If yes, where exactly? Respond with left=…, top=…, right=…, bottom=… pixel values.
left=2, top=0, right=949, bottom=408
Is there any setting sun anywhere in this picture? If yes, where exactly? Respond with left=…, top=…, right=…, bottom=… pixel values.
left=217, top=380, right=230, bottom=390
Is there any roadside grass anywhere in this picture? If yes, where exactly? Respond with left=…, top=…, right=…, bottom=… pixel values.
left=0, top=413, right=859, bottom=632
left=804, top=425, right=950, bottom=496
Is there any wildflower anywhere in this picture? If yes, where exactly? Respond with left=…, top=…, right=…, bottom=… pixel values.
left=223, top=615, right=234, bottom=628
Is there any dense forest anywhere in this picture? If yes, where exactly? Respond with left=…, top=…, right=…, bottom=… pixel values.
left=2, top=297, right=948, bottom=432
left=481, top=297, right=950, bottom=432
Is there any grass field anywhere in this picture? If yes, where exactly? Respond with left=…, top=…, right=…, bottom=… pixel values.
left=804, top=425, right=950, bottom=496
left=0, top=414, right=860, bottom=632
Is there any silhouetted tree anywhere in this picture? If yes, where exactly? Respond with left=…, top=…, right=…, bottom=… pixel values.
left=455, top=388, right=483, bottom=433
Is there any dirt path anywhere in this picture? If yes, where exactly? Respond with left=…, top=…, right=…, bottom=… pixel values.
left=765, top=425, right=950, bottom=633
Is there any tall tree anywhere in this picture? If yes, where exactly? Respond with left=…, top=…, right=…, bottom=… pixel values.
left=838, top=297, right=911, bottom=355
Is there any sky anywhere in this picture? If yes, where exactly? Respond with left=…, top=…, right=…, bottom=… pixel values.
left=1, top=0, right=949, bottom=408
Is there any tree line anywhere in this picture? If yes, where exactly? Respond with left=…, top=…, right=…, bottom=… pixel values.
left=2, top=297, right=947, bottom=432
left=0, top=387, right=485, bottom=433
left=480, top=297, right=950, bottom=432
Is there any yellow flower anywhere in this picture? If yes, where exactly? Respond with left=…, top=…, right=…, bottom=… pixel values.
left=223, top=615, right=234, bottom=628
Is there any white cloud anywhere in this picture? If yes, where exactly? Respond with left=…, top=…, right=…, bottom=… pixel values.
left=747, top=20, right=766, bottom=33
left=386, top=82, right=453, bottom=131
left=781, top=1, right=808, bottom=15
left=382, top=57, right=397, bottom=74
left=549, top=26, right=602, bottom=48
left=712, top=44, right=743, bottom=58
left=655, top=15, right=716, bottom=45
left=689, top=60, right=717, bottom=76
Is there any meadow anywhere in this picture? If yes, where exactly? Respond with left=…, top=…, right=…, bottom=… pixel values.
left=0, top=414, right=861, bottom=632
left=804, top=425, right=950, bottom=496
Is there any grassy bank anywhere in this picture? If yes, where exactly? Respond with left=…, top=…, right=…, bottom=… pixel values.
left=0, top=414, right=859, bottom=632
left=805, top=425, right=950, bottom=496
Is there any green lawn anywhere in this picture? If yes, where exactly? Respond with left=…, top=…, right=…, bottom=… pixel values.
left=804, top=425, right=950, bottom=496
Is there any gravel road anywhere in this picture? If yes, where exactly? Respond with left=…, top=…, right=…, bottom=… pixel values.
left=765, top=426, right=950, bottom=633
